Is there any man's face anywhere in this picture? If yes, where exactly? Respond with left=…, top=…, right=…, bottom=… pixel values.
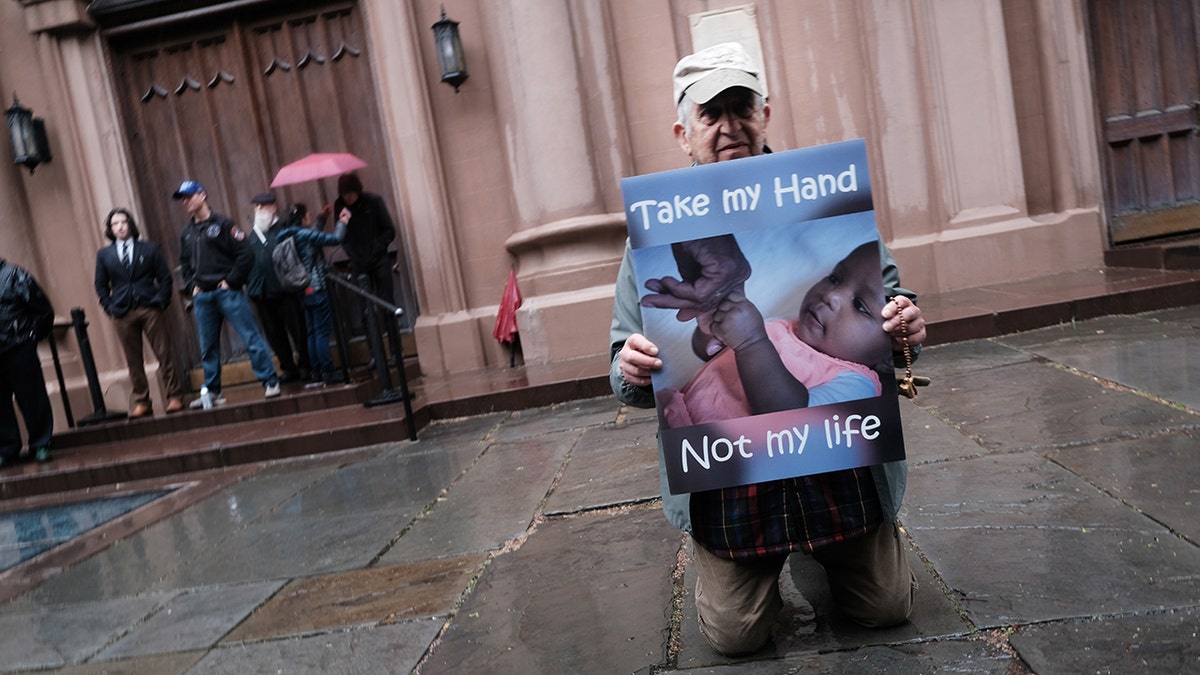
left=341, top=191, right=359, bottom=206
left=180, top=192, right=206, bottom=217
left=674, top=87, right=770, bottom=165
left=254, top=203, right=278, bottom=221
left=110, top=213, right=131, bottom=241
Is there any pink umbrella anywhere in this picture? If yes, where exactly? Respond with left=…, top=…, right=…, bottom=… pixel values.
left=270, top=152, right=367, bottom=187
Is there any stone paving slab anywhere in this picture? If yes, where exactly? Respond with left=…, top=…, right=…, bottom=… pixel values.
left=189, top=619, right=442, bottom=674
left=674, top=544, right=969, bottom=670
left=915, top=359, right=1195, bottom=452
left=397, top=411, right=507, bottom=448
left=997, top=315, right=1200, bottom=410
left=1045, top=429, right=1199, bottom=544
left=544, top=417, right=662, bottom=515
left=672, top=637, right=1021, bottom=674
left=898, top=402, right=989, bottom=466
left=95, top=581, right=283, bottom=661
left=0, top=592, right=175, bottom=671
left=997, top=311, right=1199, bottom=351
left=491, top=396, right=619, bottom=443
left=1143, top=304, right=1200, bottom=328
left=910, top=339, right=1033, bottom=381
left=225, top=553, right=487, bottom=643
left=4, top=462, right=343, bottom=608
left=417, top=505, right=680, bottom=674
left=150, top=508, right=402, bottom=589
left=1008, top=607, right=1200, bottom=674
left=905, top=451, right=1200, bottom=626
left=54, top=651, right=205, bottom=675
left=270, top=449, right=461, bottom=522
left=378, top=429, right=577, bottom=566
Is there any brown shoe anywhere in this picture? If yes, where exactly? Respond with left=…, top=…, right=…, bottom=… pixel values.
left=165, top=397, right=185, bottom=413
left=129, top=402, right=152, bottom=419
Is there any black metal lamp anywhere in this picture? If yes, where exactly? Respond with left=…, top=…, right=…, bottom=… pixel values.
left=432, top=7, right=468, bottom=92
left=5, top=94, right=51, bottom=174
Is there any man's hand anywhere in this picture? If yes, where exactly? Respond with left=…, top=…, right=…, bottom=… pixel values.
left=618, top=333, right=662, bottom=387
left=882, top=295, right=926, bottom=350
left=641, top=235, right=751, bottom=321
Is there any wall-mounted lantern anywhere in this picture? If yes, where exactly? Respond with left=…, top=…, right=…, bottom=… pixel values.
left=5, top=95, right=52, bottom=174
left=432, top=7, right=468, bottom=92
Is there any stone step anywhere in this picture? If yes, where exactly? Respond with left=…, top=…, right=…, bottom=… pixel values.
left=1104, top=236, right=1200, bottom=270
left=52, top=381, right=369, bottom=450
left=0, top=389, right=424, bottom=500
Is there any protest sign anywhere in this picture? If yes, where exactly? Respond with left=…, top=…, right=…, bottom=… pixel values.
left=620, top=139, right=907, bottom=494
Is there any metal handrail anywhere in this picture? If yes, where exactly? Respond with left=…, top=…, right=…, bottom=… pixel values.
left=325, top=273, right=416, bottom=441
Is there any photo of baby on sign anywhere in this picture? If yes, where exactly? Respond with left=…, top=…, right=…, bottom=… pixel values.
left=621, top=139, right=908, bottom=494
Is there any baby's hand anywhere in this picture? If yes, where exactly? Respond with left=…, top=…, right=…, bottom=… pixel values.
left=709, top=292, right=768, bottom=351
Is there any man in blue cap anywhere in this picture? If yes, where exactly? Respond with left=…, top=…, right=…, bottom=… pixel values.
left=174, top=180, right=280, bottom=406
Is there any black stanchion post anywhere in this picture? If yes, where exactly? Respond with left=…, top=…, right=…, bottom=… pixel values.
left=358, top=274, right=394, bottom=394
left=45, top=327, right=75, bottom=428
left=71, top=307, right=126, bottom=426
left=324, top=273, right=417, bottom=437
left=326, top=280, right=352, bottom=383
left=389, top=309, right=417, bottom=441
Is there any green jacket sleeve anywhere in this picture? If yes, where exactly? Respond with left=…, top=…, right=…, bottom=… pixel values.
left=609, top=240, right=656, bottom=409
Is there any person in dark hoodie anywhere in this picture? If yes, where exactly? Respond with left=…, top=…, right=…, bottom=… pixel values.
left=333, top=171, right=403, bottom=364
left=0, top=258, right=55, bottom=467
left=173, top=180, right=280, bottom=407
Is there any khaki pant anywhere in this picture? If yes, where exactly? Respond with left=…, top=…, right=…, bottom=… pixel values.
left=114, top=306, right=185, bottom=405
left=693, top=521, right=916, bottom=655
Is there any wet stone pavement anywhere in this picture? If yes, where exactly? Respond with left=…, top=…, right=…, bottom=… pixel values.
left=0, top=306, right=1197, bottom=674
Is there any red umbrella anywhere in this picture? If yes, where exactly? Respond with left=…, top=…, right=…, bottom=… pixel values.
left=270, top=152, right=367, bottom=187
left=493, top=267, right=522, bottom=348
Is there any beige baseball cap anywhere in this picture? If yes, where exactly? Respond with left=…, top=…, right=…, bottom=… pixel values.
left=672, top=42, right=764, bottom=105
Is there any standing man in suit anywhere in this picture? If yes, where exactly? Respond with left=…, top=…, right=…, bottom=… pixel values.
left=94, top=207, right=187, bottom=417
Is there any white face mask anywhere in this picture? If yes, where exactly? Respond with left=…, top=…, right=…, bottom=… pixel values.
left=253, top=209, right=273, bottom=232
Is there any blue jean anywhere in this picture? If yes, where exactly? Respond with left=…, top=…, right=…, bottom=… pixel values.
left=192, top=288, right=277, bottom=391
left=302, top=290, right=334, bottom=376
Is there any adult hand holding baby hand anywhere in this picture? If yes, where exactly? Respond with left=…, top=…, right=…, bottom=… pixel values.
left=641, top=235, right=751, bottom=321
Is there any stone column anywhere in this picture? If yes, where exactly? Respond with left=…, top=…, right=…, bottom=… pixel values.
left=863, top=0, right=1102, bottom=292
left=479, top=0, right=631, bottom=364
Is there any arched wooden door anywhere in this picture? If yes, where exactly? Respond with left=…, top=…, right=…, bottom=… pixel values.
left=1087, top=0, right=1200, bottom=244
left=106, top=0, right=415, bottom=372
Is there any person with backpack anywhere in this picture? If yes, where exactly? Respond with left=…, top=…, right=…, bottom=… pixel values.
left=0, top=258, right=56, bottom=467
left=274, top=202, right=351, bottom=385
left=246, top=192, right=311, bottom=384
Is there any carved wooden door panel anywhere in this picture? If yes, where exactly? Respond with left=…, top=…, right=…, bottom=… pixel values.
left=1088, top=0, right=1200, bottom=243
left=108, top=1, right=407, bottom=372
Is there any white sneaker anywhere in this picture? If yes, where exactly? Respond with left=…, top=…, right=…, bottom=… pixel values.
left=188, top=393, right=227, bottom=409
left=264, top=381, right=281, bottom=398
